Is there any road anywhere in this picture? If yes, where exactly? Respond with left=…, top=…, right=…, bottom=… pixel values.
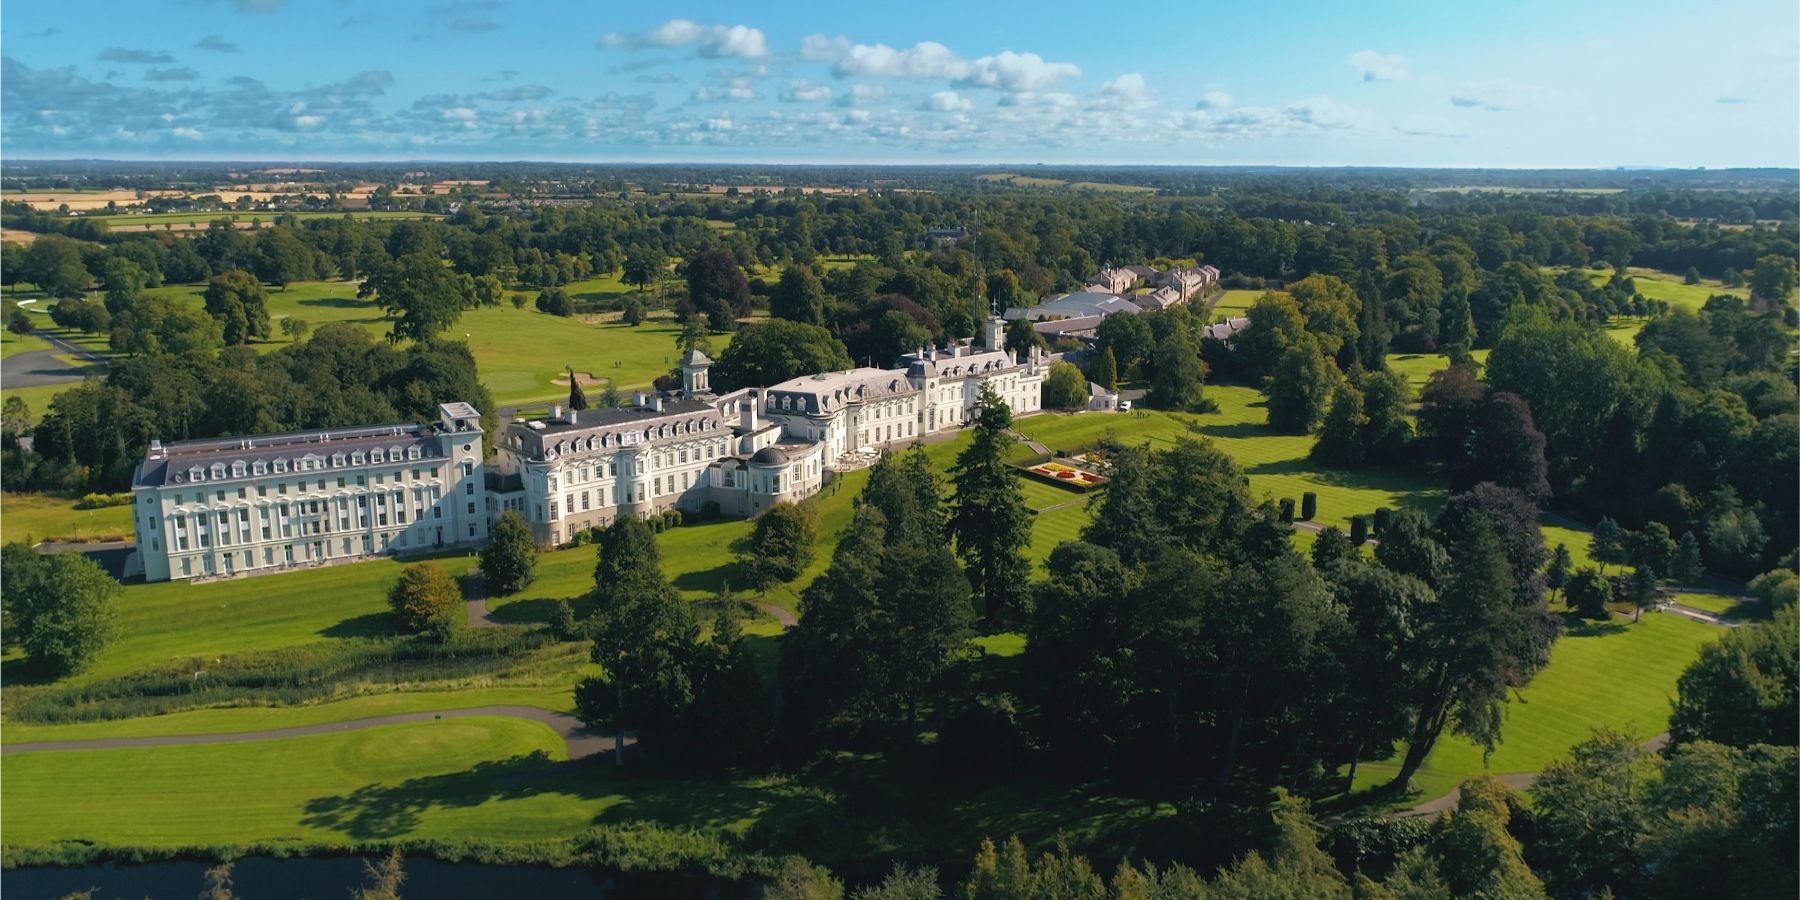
left=1, top=705, right=618, bottom=760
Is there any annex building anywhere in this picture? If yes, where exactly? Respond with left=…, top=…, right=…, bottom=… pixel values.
left=130, top=319, right=1047, bottom=580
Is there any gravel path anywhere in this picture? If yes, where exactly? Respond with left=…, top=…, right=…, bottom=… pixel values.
left=1, top=705, right=617, bottom=759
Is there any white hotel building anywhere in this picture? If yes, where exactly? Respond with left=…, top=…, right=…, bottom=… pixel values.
left=129, top=319, right=1048, bottom=580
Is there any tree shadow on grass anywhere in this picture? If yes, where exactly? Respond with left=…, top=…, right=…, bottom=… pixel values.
left=0, top=654, right=62, bottom=687
left=671, top=561, right=744, bottom=596
left=1556, top=612, right=1629, bottom=637
left=319, top=611, right=400, bottom=638
left=489, top=595, right=594, bottom=624
left=1194, top=421, right=1273, bottom=440
left=300, top=751, right=796, bottom=841
left=297, top=297, right=376, bottom=309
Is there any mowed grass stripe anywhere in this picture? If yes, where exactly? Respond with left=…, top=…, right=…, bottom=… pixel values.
left=1349, top=611, right=1720, bottom=804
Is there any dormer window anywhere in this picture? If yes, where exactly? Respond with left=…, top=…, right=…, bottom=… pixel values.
left=190, top=466, right=204, bottom=482
left=352, top=451, right=364, bottom=465
left=371, top=449, right=385, bottom=463
left=211, top=463, right=226, bottom=480
left=407, top=447, right=420, bottom=460
left=253, top=461, right=266, bottom=475
left=232, top=462, right=246, bottom=478
left=273, top=458, right=288, bottom=473
left=332, top=453, right=346, bottom=467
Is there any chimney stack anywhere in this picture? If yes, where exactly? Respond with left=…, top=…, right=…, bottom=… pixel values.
left=550, top=404, right=562, bottom=422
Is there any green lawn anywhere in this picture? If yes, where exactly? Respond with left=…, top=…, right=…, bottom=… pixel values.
left=1, top=492, right=133, bottom=542
left=3, top=685, right=576, bottom=744
left=1210, top=290, right=1263, bottom=319
left=1014, top=390, right=1445, bottom=531
left=1385, top=350, right=1492, bottom=394
left=50, top=551, right=476, bottom=684
left=1, top=716, right=591, bottom=846
left=1574, top=266, right=1750, bottom=313
left=1347, top=611, right=1721, bottom=804
left=134, top=280, right=733, bottom=405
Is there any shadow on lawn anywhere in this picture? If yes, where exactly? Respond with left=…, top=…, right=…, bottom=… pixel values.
left=297, top=297, right=376, bottom=309
left=1556, top=612, right=1629, bottom=637
left=300, top=750, right=788, bottom=840
left=319, top=611, right=400, bottom=638
left=672, top=561, right=744, bottom=596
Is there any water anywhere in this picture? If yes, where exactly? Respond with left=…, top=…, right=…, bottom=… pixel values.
left=3, top=856, right=748, bottom=899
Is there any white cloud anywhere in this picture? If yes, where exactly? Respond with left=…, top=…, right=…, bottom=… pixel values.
left=780, top=80, right=832, bottom=102
left=1177, top=94, right=1369, bottom=138
left=1350, top=50, right=1408, bottom=82
left=293, top=114, right=324, bottom=128
left=801, top=35, right=1079, bottom=93
left=442, top=106, right=478, bottom=128
left=172, top=126, right=203, bottom=139
left=922, top=90, right=972, bottom=112
left=602, top=19, right=768, bottom=59
left=1092, top=73, right=1151, bottom=110
left=960, top=51, right=1081, bottom=93
left=835, top=84, right=890, bottom=108
left=1195, top=90, right=1232, bottom=110
left=692, top=76, right=757, bottom=103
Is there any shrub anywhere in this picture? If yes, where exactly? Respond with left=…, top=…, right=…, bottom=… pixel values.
left=1278, top=498, right=1296, bottom=523
left=1748, top=569, right=1799, bottom=613
left=74, top=492, right=133, bottom=510
left=1373, top=507, right=1393, bottom=535
left=388, top=563, right=462, bottom=640
left=1349, top=516, right=1368, bottom=545
left=1300, top=492, right=1317, bottom=521
left=481, top=511, right=539, bottom=595
left=1565, top=568, right=1613, bottom=619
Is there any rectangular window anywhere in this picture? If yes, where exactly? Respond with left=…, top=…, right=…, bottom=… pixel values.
left=338, top=477, right=346, bottom=488
left=467, top=501, right=476, bottom=516
left=465, top=482, right=474, bottom=495
left=357, top=475, right=366, bottom=486
left=258, top=485, right=267, bottom=497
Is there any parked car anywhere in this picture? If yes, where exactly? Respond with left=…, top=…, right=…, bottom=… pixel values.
left=1117, top=400, right=1132, bottom=412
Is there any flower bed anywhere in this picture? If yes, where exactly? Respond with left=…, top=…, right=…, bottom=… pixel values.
left=1023, top=460, right=1107, bottom=490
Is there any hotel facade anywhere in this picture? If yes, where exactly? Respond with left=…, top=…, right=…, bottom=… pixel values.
left=130, top=319, right=1048, bottom=580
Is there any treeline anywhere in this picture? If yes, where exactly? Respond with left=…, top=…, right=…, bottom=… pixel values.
left=6, top=323, right=493, bottom=491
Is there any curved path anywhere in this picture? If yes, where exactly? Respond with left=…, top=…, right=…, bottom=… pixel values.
left=1, top=705, right=617, bottom=760
left=1399, top=732, right=1670, bottom=818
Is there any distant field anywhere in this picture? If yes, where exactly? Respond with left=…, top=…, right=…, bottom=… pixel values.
left=1424, top=186, right=1625, bottom=195
left=91, top=210, right=435, bottom=231
left=975, top=173, right=1154, bottom=194
left=1570, top=266, right=1751, bottom=311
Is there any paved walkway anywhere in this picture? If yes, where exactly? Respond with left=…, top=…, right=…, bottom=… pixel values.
left=1399, top=732, right=1671, bottom=818
left=1, top=705, right=618, bottom=760
left=463, top=568, right=505, bottom=629
left=755, top=602, right=798, bottom=628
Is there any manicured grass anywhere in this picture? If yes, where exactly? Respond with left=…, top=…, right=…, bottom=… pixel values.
left=0, top=325, right=54, bottom=358
left=1347, top=611, right=1721, bottom=804
left=1210, top=289, right=1263, bottom=319
left=136, top=280, right=735, bottom=405
left=1574, top=266, right=1750, bottom=312
left=1, top=492, right=133, bottom=542
left=53, top=552, right=476, bottom=684
left=2, top=685, right=576, bottom=744
left=1669, top=591, right=1760, bottom=619
left=1014, top=390, right=1445, bottom=531
left=1385, top=350, right=1491, bottom=394
left=1, top=717, right=587, bottom=846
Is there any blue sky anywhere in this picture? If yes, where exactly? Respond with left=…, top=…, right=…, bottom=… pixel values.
left=3, top=0, right=1796, bottom=166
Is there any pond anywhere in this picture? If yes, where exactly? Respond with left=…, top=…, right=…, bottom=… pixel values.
left=3, top=856, right=749, bottom=899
